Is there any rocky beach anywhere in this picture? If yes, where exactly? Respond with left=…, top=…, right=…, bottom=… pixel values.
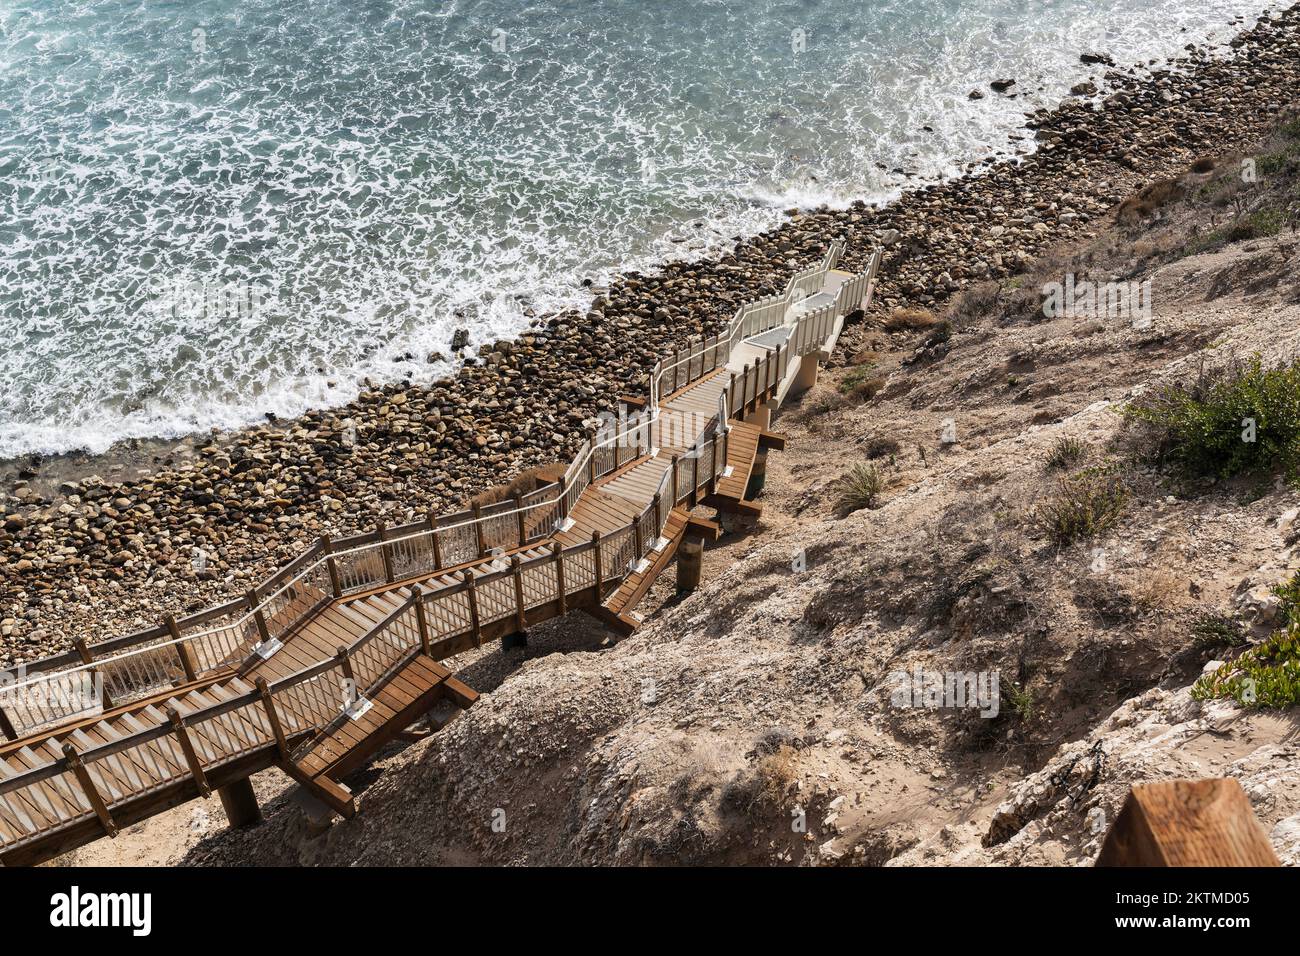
left=4, top=3, right=1300, bottom=674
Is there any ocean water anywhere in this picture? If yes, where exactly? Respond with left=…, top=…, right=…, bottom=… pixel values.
left=0, top=0, right=1272, bottom=459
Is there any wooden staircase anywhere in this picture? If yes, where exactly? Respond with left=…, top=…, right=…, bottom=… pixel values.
left=283, top=653, right=476, bottom=817
left=0, top=244, right=881, bottom=867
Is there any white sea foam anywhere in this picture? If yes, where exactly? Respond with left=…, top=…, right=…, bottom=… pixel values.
left=0, top=0, right=1275, bottom=459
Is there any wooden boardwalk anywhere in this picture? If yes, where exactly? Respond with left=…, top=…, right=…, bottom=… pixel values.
left=0, top=242, right=881, bottom=866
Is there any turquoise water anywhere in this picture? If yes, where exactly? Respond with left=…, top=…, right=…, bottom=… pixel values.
left=0, top=0, right=1270, bottom=457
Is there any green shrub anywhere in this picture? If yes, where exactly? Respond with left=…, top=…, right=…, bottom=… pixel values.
left=1044, top=436, right=1088, bottom=471
left=834, top=463, right=884, bottom=515
left=1191, top=626, right=1300, bottom=709
left=1190, top=613, right=1247, bottom=651
left=1122, top=356, right=1300, bottom=480
left=838, top=365, right=885, bottom=400
left=1032, top=471, right=1127, bottom=545
left=1001, top=680, right=1034, bottom=721
left=1272, top=569, right=1300, bottom=628
left=1188, top=208, right=1285, bottom=254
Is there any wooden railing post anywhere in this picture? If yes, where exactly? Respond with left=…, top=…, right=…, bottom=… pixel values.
left=413, top=585, right=431, bottom=655
left=256, top=678, right=290, bottom=759
left=691, top=451, right=701, bottom=508
left=514, top=493, right=527, bottom=545
left=472, top=503, right=487, bottom=557
left=74, top=637, right=114, bottom=710
left=165, top=706, right=210, bottom=797
left=652, top=492, right=662, bottom=532
left=164, top=614, right=199, bottom=683
left=672, top=348, right=681, bottom=391
left=63, top=743, right=118, bottom=837
left=430, top=516, right=444, bottom=568
left=246, top=590, right=271, bottom=646
left=510, top=555, right=527, bottom=633
left=592, top=530, right=604, bottom=598
left=552, top=542, right=567, bottom=614
left=322, top=534, right=343, bottom=597
left=729, top=373, right=739, bottom=421
left=462, top=571, right=482, bottom=646
left=633, top=512, right=644, bottom=560
left=709, top=436, right=719, bottom=494
left=670, top=455, right=680, bottom=506
left=376, top=520, right=396, bottom=583
left=0, top=703, right=16, bottom=741
left=336, top=646, right=355, bottom=689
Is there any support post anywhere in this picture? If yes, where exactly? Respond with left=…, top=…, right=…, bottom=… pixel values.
left=592, top=530, right=604, bottom=599
left=0, top=705, right=17, bottom=742
left=677, top=537, right=704, bottom=594
left=746, top=449, right=769, bottom=500
left=322, top=534, right=343, bottom=597
left=1097, top=780, right=1281, bottom=867
left=514, top=493, right=527, bottom=545
left=216, top=777, right=263, bottom=829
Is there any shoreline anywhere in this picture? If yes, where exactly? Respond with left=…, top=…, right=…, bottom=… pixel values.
left=4, top=4, right=1300, bottom=665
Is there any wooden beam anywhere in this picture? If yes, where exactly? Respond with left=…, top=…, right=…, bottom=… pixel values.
left=758, top=430, right=787, bottom=451
left=1097, top=779, right=1281, bottom=867
left=705, top=495, right=764, bottom=517
left=684, top=515, right=722, bottom=542
left=279, top=762, right=356, bottom=819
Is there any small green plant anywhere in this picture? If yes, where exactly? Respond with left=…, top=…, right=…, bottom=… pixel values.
left=1032, top=470, right=1127, bottom=545
left=1044, top=436, right=1088, bottom=471
left=834, top=463, right=884, bottom=515
left=1002, top=680, right=1034, bottom=721
left=1271, top=569, right=1300, bottom=628
left=1190, top=613, right=1247, bottom=651
left=1123, top=356, right=1300, bottom=480
left=1188, top=208, right=1285, bottom=254
left=838, top=365, right=885, bottom=400
left=1191, top=625, right=1300, bottom=709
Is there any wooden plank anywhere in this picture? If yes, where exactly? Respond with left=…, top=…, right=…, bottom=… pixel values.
left=1097, top=779, right=1281, bottom=867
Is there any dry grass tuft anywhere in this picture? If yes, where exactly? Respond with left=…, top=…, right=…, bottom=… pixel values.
left=834, top=463, right=885, bottom=515
left=883, top=307, right=940, bottom=332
